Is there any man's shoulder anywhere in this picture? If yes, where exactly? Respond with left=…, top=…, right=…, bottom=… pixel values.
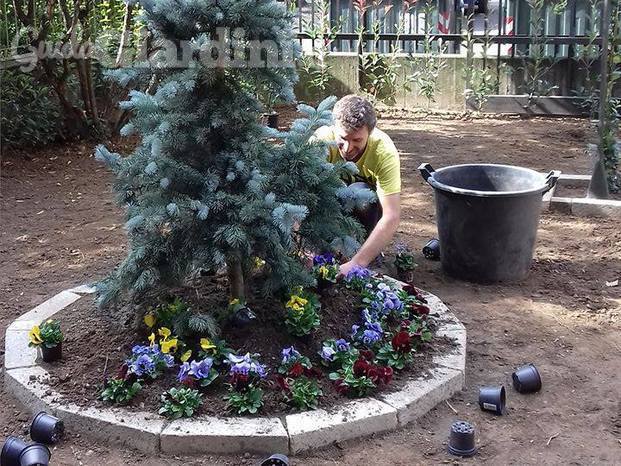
left=369, top=128, right=399, bottom=158
left=313, top=125, right=335, bottom=140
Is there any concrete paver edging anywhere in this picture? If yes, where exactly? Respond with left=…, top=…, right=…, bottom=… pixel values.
left=4, top=283, right=466, bottom=455
left=546, top=174, right=621, bottom=219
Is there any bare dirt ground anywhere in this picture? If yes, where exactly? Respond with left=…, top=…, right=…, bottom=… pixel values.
left=1, top=115, right=620, bottom=465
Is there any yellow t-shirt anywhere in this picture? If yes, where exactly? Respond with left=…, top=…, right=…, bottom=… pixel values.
left=313, top=126, right=401, bottom=196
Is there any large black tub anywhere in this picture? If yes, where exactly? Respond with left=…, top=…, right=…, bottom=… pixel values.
left=418, top=163, right=560, bottom=283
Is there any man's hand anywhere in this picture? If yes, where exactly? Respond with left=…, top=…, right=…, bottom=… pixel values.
left=338, top=259, right=362, bottom=278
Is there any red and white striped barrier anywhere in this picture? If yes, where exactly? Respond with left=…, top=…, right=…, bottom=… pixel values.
left=504, top=16, right=514, bottom=55
left=438, top=10, right=451, bottom=34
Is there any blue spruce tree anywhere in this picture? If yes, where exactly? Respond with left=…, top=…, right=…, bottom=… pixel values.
left=95, top=0, right=373, bottom=310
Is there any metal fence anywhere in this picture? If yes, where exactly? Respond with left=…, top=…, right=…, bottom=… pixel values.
left=1, top=0, right=606, bottom=80
left=286, top=0, right=605, bottom=57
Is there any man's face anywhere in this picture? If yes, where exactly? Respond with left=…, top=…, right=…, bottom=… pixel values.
left=334, top=123, right=369, bottom=162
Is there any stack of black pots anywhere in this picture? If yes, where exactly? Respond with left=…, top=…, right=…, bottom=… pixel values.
left=1, top=412, right=63, bottom=466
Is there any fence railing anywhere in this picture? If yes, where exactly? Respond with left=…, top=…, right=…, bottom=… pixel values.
left=285, top=0, right=605, bottom=58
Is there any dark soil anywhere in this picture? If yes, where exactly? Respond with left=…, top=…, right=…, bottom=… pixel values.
left=2, top=111, right=620, bottom=464
left=44, top=280, right=454, bottom=417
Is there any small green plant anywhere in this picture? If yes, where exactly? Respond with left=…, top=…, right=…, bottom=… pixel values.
left=224, top=353, right=267, bottom=414
left=516, top=0, right=561, bottom=106
left=0, top=69, right=61, bottom=149
left=197, top=337, right=234, bottom=366
left=461, top=11, right=499, bottom=112
left=356, top=2, right=410, bottom=106
left=100, top=378, right=142, bottom=405
left=319, top=339, right=358, bottom=368
left=401, top=318, right=433, bottom=347
left=376, top=330, right=413, bottom=370
left=284, top=290, right=321, bottom=337
left=465, top=67, right=497, bottom=111
left=143, top=296, right=219, bottom=340
left=329, top=355, right=392, bottom=398
left=407, top=3, right=448, bottom=108
left=312, top=253, right=339, bottom=285
left=394, top=242, right=417, bottom=273
left=283, top=376, right=322, bottom=410
left=158, top=387, right=202, bottom=419
left=224, top=385, right=264, bottom=415
left=28, top=320, right=63, bottom=348
left=299, top=0, right=344, bottom=99
left=329, top=364, right=376, bottom=398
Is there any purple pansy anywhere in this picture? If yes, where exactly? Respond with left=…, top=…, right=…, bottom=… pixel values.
left=130, top=354, right=155, bottom=377
left=320, top=346, right=336, bottom=362
left=312, top=253, right=336, bottom=266
left=190, top=358, right=213, bottom=379
left=335, top=339, right=350, bottom=352
left=281, top=346, right=301, bottom=365
left=227, top=353, right=267, bottom=379
left=177, top=362, right=191, bottom=382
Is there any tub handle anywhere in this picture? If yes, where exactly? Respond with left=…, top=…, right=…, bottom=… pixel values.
left=418, top=163, right=436, bottom=183
left=543, top=170, right=561, bottom=193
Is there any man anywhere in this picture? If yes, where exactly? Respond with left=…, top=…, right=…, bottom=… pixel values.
left=314, top=94, right=401, bottom=277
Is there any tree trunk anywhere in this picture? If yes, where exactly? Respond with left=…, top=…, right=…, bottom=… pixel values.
left=589, top=0, right=611, bottom=199
left=115, top=3, right=134, bottom=67
left=227, top=258, right=245, bottom=302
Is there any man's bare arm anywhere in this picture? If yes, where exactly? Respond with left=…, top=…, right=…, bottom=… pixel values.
left=339, top=193, right=401, bottom=276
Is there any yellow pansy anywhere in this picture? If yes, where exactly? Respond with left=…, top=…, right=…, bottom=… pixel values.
left=286, top=295, right=308, bottom=312
left=161, top=338, right=178, bottom=354
left=200, top=338, right=216, bottom=351
left=29, top=326, right=43, bottom=345
left=318, top=265, right=330, bottom=279
left=158, top=327, right=171, bottom=339
left=253, top=257, right=266, bottom=268
left=180, top=350, right=192, bottom=362
left=143, top=313, right=156, bottom=328
left=148, top=332, right=156, bottom=346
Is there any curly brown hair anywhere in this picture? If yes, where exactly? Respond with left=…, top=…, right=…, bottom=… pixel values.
left=333, top=95, right=377, bottom=132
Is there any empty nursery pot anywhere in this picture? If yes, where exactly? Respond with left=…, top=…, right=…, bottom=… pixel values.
left=17, top=443, right=51, bottom=466
left=448, top=420, right=477, bottom=457
left=231, top=307, right=257, bottom=328
left=260, top=453, right=289, bottom=466
left=479, top=386, right=506, bottom=415
left=422, top=239, right=440, bottom=261
left=1, top=436, right=28, bottom=466
left=512, top=364, right=542, bottom=393
left=40, top=344, right=62, bottom=363
left=30, top=412, right=64, bottom=444
left=263, top=112, right=279, bottom=129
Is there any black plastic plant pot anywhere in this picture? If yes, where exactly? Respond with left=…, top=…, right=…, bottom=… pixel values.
left=30, top=412, right=64, bottom=444
left=40, top=343, right=62, bottom=363
left=17, top=443, right=51, bottom=466
left=478, top=385, right=506, bottom=415
left=512, top=364, right=542, bottom=393
left=422, top=239, right=440, bottom=261
left=447, top=420, right=477, bottom=457
left=1, top=436, right=28, bottom=466
left=263, top=112, right=279, bottom=129
left=396, top=267, right=415, bottom=283
left=231, top=307, right=257, bottom=328
left=260, top=453, right=289, bottom=466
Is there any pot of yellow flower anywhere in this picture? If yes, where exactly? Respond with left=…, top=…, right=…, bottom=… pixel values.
left=29, top=320, right=64, bottom=363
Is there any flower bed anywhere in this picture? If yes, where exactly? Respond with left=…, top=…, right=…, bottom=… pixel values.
left=45, top=267, right=455, bottom=418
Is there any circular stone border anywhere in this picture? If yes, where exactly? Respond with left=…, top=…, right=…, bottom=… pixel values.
left=3, top=279, right=466, bottom=455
